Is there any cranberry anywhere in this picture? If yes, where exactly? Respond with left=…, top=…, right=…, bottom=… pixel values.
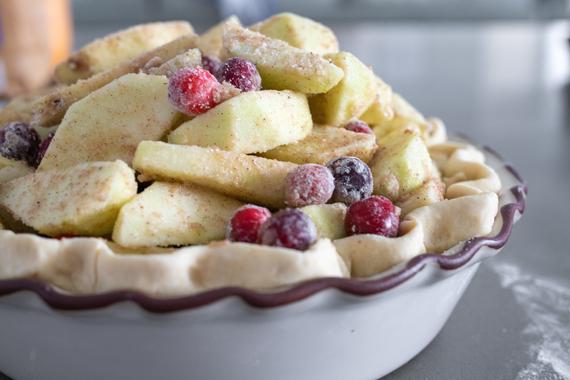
left=227, top=205, right=271, bottom=244
left=327, top=156, right=373, bottom=205
left=201, top=55, right=222, bottom=76
left=344, top=120, right=373, bottom=134
left=168, top=67, right=222, bottom=116
left=217, top=57, right=261, bottom=92
left=33, top=131, right=55, bottom=168
left=284, top=164, right=334, bottom=207
left=345, top=196, right=400, bottom=237
left=0, top=122, right=40, bottom=166
left=258, top=208, right=317, bottom=251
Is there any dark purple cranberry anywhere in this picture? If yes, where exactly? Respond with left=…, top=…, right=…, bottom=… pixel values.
left=345, top=196, right=400, bottom=237
left=0, top=122, right=40, bottom=166
left=326, top=156, right=373, bottom=205
left=344, top=120, right=373, bottom=134
left=258, top=208, right=317, bottom=251
left=33, top=131, right=55, bottom=168
left=217, top=57, right=261, bottom=92
left=284, top=164, right=334, bottom=207
left=201, top=55, right=222, bottom=77
left=227, top=205, right=272, bottom=243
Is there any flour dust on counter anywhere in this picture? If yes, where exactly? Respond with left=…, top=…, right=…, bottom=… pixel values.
left=490, top=262, right=570, bottom=380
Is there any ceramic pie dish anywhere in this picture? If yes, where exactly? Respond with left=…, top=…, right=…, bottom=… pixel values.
left=0, top=139, right=526, bottom=380
left=0, top=13, right=526, bottom=380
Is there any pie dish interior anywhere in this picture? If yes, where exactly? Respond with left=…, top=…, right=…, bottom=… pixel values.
left=0, top=140, right=506, bottom=298
left=0, top=14, right=526, bottom=309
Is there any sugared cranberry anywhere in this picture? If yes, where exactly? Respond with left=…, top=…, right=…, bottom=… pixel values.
left=284, top=164, right=334, bottom=207
left=217, top=57, right=261, bottom=92
left=345, top=196, right=400, bottom=237
left=258, top=208, right=317, bottom=251
left=168, top=67, right=222, bottom=116
left=344, top=120, right=373, bottom=134
left=0, top=122, right=40, bottom=166
left=227, top=205, right=272, bottom=243
left=33, top=131, right=55, bottom=168
left=201, top=55, right=222, bottom=76
left=327, top=156, right=373, bottom=205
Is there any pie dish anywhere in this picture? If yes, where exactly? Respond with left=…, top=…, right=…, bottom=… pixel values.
left=0, top=13, right=526, bottom=380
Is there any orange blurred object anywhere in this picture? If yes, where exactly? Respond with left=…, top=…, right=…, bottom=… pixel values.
left=0, top=0, right=73, bottom=97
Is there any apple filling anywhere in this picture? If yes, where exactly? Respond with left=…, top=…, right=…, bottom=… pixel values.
left=0, top=14, right=501, bottom=295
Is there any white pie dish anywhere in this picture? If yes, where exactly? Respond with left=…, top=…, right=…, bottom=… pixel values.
left=0, top=140, right=526, bottom=380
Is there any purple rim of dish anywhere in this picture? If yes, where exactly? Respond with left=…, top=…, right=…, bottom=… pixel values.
left=0, top=145, right=527, bottom=313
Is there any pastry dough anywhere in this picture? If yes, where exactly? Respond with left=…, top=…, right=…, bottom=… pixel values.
left=334, top=142, right=500, bottom=277
left=0, top=141, right=502, bottom=294
left=0, top=232, right=347, bottom=296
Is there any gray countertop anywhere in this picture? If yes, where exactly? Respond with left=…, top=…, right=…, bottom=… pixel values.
left=2, top=20, right=569, bottom=380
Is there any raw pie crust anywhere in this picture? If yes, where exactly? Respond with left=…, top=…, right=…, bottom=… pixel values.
left=0, top=141, right=500, bottom=297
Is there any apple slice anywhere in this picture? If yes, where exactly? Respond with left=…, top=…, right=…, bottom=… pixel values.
left=250, top=13, right=339, bottom=55
left=397, top=178, right=445, bottom=215
left=371, top=93, right=426, bottom=135
left=198, top=16, right=241, bottom=58
left=133, top=141, right=297, bottom=208
left=22, top=33, right=198, bottom=128
left=0, top=160, right=136, bottom=236
left=370, top=129, right=434, bottom=200
left=261, top=125, right=377, bottom=165
left=146, top=48, right=202, bottom=77
left=0, top=162, right=34, bottom=184
left=301, top=203, right=347, bottom=240
left=55, top=21, right=194, bottom=84
left=38, top=73, right=179, bottom=171
left=168, top=90, right=312, bottom=154
left=113, top=182, right=243, bottom=247
left=371, top=93, right=447, bottom=145
left=0, top=156, right=33, bottom=184
left=223, top=25, right=343, bottom=94
left=0, top=156, right=21, bottom=170
left=391, top=93, right=426, bottom=123
left=360, top=77, right=394, bottom=125
left=309, top=51, right=377, bottom=126
left=0, top=90, right=50, bottom=128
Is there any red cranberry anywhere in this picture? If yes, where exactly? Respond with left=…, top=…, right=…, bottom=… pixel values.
left=345, top=196, right=400, bottom=237
left=327, top=156, right=373, bottom=205
left=201, top=55, right=222, bottom=76
left=217, top=57, right=261, bottom=92
left=0, top=122, right=40, bottom=166
left=168, top=67, right=222, bottom=116
left=344, top=120, right=373, bottom=134
left=258, top=208, right=317, bottom=251
left=33, top=131, right=55, bottom=168
left=284, top=164, right=334, bottom=207
left=227, top=205, right=271, bottom=244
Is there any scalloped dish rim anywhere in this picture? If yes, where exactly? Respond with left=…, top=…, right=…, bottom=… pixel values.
left=0, top=140, right=527, bottom=313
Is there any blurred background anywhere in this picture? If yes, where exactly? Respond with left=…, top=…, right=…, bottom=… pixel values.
left=1, top=1, right=569, bottom=379
left=70, top=0, right=569, bottom=27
